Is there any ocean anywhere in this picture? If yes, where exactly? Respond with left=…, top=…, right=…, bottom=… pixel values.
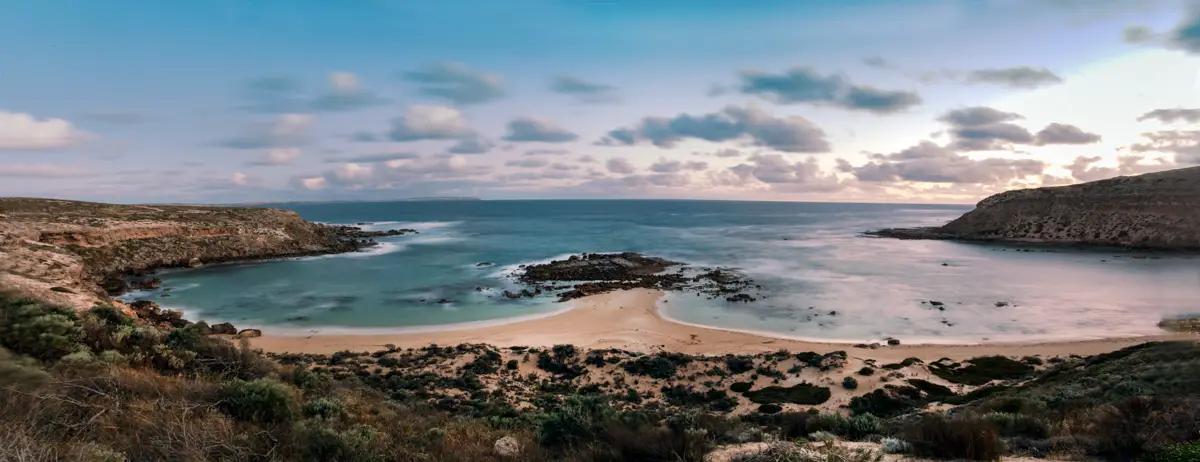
left=126, top=200, right=1200, bottom=344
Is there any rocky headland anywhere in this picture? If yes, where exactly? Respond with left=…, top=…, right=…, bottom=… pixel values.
left=0, top=197, right=413, bottom=309
left=868, top=166, right=1200, bottom=250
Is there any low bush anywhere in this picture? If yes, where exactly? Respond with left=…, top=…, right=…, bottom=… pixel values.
left=217, top=378, right=299, bottom=424
left=902, top=413, right=1003, bottom=461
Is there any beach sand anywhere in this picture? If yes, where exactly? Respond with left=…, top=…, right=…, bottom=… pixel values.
left=252, top=288, right=1197, bottom=360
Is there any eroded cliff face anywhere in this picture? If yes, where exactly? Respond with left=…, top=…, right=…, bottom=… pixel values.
left=933, top=166, right=1200, bottom=249
left=0, top=198, right=360, bottom=309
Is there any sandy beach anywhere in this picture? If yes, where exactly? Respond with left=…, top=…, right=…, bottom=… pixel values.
left=252, top=288, right=1197, bottom=360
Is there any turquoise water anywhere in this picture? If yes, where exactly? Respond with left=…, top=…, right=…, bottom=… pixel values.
left=127, top=200, right=1200, bottom=344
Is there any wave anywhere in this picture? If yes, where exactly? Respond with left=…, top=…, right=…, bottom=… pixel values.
left=246, top=299, right=579, bottom=336
left=341, top=220, right=461, bottom=233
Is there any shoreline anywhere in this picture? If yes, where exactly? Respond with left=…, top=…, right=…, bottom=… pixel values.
left=251, top=288, right=1198, bottom=359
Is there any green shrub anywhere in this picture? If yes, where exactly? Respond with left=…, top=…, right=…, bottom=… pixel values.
left=217, top=378, right=298, bottom=424
left=983, top=411, right=1050, bottom=438
left=302, top=397, right=346, bottom=420
left=622, top=355, right=678, bottom=379
left=1150, top=442, right=1200, bottom=462
left=903, top=413, right=1003, bottom=461
left=857, top=366, right=874, bottom=376
left=0, top=295, right=83, bottom=362
left=537, top=395, right=617, bottom=450
left=506, top=359, right=519, bottom=370
left=843, top=376, right=858, bottom=390
left=730, top=382, right=753, bottom=393
left=726, top=355, right=755, bottom=374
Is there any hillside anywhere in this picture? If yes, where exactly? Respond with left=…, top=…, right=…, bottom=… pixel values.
left=870, top=166, right=1200, bottom=249
left=0, top=198, right=384, bottom=309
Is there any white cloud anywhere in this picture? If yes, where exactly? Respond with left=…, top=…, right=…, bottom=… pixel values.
left=0, top=111, right=88, bottom=150
left=231, top=172, right=249, bottom=186
left=388, top=105, right=473, bottom=141
left=219, top=113, right=314, bottom=149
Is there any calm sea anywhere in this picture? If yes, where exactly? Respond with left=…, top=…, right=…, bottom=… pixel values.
left=125, top=200, right=1200, bottom=344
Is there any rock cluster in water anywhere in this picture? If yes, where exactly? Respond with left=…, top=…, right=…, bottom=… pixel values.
left=867, top=166, right=1200, bottom=250
left=513, top=252, right=761, bottom=302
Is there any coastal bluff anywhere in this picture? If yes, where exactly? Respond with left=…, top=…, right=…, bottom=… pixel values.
left=0, top=197, right=387, bottom=309
left=871, top=166, right=1200, bottom=249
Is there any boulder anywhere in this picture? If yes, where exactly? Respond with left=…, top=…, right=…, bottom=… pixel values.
left=235, top=328, right=262, bottom=339
left=493, top=436, right=521, bottom=458
left=211, top=322, right=238, bottom=335
left=187, top=257, right=203, bottom=268
left=191, top=321, right=213, bottom=335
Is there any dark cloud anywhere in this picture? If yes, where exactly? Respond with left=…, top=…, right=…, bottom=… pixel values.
left=1138, top=108, right=1200, bottom=124
left=326, top=152, right=420, bottom=164
left=964, top=67, right=1063, bottom=89
left=350, top=132, right=380, bottom=142
left=578, top=155, right=597, bottom=163
left=503, top=117, right=579, bottom=143
left=400, top=62, right=506, bottom=105
left=506, top=158, right=550, bottom=168
left=217, top=114, right=313, bottom=149
left=549, top=75, right=619, bottom=103
left=845, top=140, right=1046, bottom=184
left=861, top=56, right=893, bottom=69
left=1034, top=123, right=1101, bottom=145
left=938, top=107, right=1033, bottom=151
left=387, top=105, right=474, bottom=142
left=1169, top=9, right=1200, bottom=53
left=549, top=162, right=580, bottom=171
left=1123, top=25, right=1156, bottom=44
left=447, top=136, right=494, bottom=154
left=238, top=76, right=305, bottom=113
left=606, top=158, right=635, bottom=174
left=736, top=67, right=921, bottom=114
left=695, top=148, right=745, bottom=158
left=598, top=105, right=830, bottom=153
left=0, top=164, right=94, bottom=178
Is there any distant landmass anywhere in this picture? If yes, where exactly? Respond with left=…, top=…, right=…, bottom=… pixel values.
left=242, top=196, right=483, bottom=206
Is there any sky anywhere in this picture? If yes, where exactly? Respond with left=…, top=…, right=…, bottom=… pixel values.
left=3, top=0, right=1200, bottom=204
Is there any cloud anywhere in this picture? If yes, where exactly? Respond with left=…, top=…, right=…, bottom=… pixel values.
left=326, top=152, right=420, bottom=164
left=0, top=111, right=88, bottom=150
left=550, top=75, right=619, bottom=103
left=578, top=155, right=597, bottom=163
left=1168, top=8, right=1200, bottom=53
left=1033, top=123, right=1101, bottom=145
left=938, top=107, right=1033, bottom=151
left=549, top=162, right=580, bottom=171
left=650, top=159, right=708, bottom=173
left=1138, top=108, right=1200, bottom=124
left=524, top=149, right=570, bottom=156
left=310, top=72, right=389, bottom=112
left=503, top=117, right=579, bottom=143
left=695, top=148, right=745, bottom=158
left=736, top=67, right=922, bottom=114
left=1067, top=155, right=1175, bottom=182
left=845, top=140, right=1046, bottom=184
left=1129, top=130, right=1200, bottom=163
left=964, top=67, right=1063, bottom=89
left=292, top=176, right=327, bottom=190
left=387, top=105, right=473, bottom=141
left=506, top=158, right=550, bottom=168
left=218, top=113, right=313, bottom=149
left=249, top=148, right=301, bottom=166
left=238, top=76, right=304, bottom=113
left=0, top=163, right=93, bottom=178
left=400, top=62, right=506, bottom=105
left=231, top=172, right=250, bottom=187
left=598, top=105, right=830, bottom=153
left=1123, top=25, right=1157, bottom=44
left=726, top=154, right=844, bottom=191
left=447, top=136, right=494, bottom=154
left=861, top=56, right=893, bottom=69
left=80, top=112, right=146, bottom=124
left=606, top=157, right=635, bottom=174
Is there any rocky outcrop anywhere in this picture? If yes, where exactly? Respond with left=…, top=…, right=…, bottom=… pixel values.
left=0, top=198, right=401, bottom=309
left=515, top=252, right=761, bottom=302
left=869, top=166, right=1200, bottom=250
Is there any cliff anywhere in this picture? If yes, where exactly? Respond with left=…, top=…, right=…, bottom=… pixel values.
left=0, top=198, right=372, bottom=309
left=870, top=166, right=1200, bottom=249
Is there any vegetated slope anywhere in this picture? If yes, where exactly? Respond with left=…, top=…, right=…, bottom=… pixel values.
left=873, top=166, right=1200, bottom=249
left=0, top=198, right=363, bottom=308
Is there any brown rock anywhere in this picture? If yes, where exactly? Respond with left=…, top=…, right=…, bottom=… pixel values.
left=235, top=328, right=262, bottom=339
left=211, top=322, right=238, bottom=335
